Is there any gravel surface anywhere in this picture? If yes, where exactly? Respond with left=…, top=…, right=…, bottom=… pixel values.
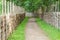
left=25, top=18, right=50, bottom=40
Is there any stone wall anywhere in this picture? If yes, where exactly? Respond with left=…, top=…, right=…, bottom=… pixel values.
left=38, top=12, right=60, bottom=29
left=58, top=13, right=60, bottom=29
left=0, top=13, right=25, bottom=40
left=43, top=12, right=59, bottom=28
left=0, top=2, right=25, bottom=40
left=0, top=15, right=6, bottom=40
left=37, top=7, right=60, bottom=29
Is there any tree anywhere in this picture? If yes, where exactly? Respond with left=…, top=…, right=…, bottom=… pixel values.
left=39, top=0, right=57, bottom=19
left=7, top=0, right=42, bottom=17
left=7, top=0, right=57, bottom=18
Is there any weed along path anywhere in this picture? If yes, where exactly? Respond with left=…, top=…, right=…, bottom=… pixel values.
left=25, top=18, right=50, bottom=40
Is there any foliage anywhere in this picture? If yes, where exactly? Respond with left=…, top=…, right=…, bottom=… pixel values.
left=0, top=0, right=2, bottom=14
left=6, top=0, right=41, bottom=12
left=59, top=0, right=60, bottom=11
left=6, top=0, right=58, bottom=12
left=40, top=0, right=57, bottom=12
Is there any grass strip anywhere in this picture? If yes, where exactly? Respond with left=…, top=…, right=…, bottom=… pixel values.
left=36, top=18, right=60, bottom=40
left=7, top=17, right=28, bottom=40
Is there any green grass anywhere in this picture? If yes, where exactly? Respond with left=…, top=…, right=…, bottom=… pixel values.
left=0, top=1, right=2, bottom=15
left=7, top=17, right=28, bottom=40
left=36, top=18, right=60, bottom=40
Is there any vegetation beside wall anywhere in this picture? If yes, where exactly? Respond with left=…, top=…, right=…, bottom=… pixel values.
left=7, top=17, right=28, bottom=40
left=36, top=18, right=60, bottom=40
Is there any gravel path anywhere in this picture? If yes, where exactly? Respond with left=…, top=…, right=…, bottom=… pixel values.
left=25, top=18, right=50, bottom=40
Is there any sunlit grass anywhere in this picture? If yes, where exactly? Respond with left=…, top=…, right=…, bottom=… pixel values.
left=7, top=17, right=28, bottom=40
left=36, top=18, right=60, bottom=40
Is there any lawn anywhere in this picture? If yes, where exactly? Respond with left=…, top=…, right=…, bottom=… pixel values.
left=7, top=17, right=28, bottom=40
left=36, top=18, right=60, bottom=40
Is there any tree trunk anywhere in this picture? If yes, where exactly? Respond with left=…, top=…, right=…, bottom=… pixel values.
left=41, top=12, right=44, bottom=20
left=41, top=7, right=44, bottom=20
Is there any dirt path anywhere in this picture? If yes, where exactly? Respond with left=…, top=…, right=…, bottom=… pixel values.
left=25, top=18, right=50, bottom=40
